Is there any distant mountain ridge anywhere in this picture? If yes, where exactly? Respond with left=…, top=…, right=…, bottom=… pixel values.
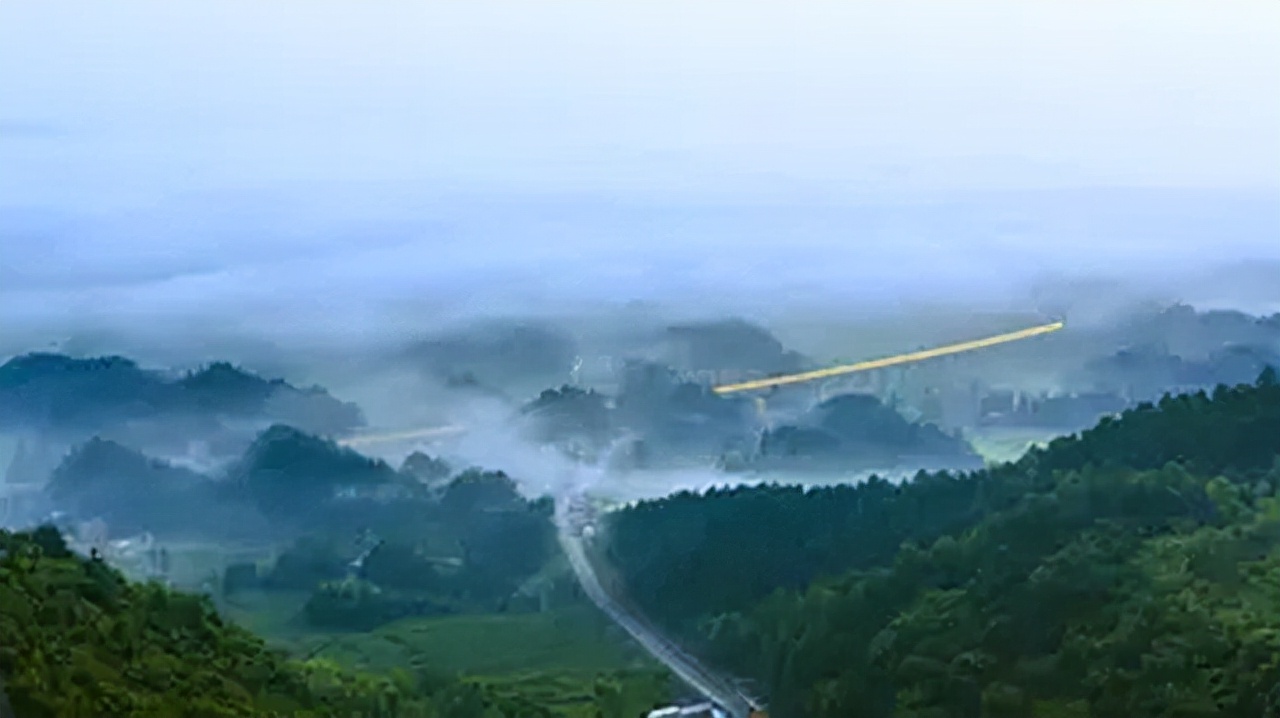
left=403, top=320, right=578, bottom=393
left=41, top=422, right=547, bottom=543
left=663, top=318, right=808, bottom=374
left=0, top=352, right=364, bottom=435
left=42, top=424, right=411, bottom=537
left=46, top=437, right=222, bottom=535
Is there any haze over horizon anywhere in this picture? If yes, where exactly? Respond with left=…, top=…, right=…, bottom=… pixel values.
left=5, top=7, right=1280, bottom=717
left=2, top=1, right=1278, bottom=353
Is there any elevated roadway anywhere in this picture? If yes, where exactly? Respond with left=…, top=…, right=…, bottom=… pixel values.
left=712, top=320, right=1064, bottom=395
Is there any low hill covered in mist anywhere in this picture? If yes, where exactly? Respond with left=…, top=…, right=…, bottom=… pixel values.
left=227, top=424, right=405, bottom=521
left=40, top=423, right=548, bottom=547
left=1079, top=338, right=1280, bottom=402
left=511, top=362, right=758, bottom=466
left=47, top=438, right=216, bottom=536
left=0, top=353, right=364, bottom=438
left=756, top=393, right=982, bottom=471
left=0, top=354, right=159, bottom=430
left=1112, top=303, right=1280, bottom=360
left=403, top=319, right=578, bottom=395
left=520, top=385, right=613, bottom=449
left=40, top=425, right=405, bottom=539
left=662, top=318, right=808, bottom=374
left=519, top=366, right=982, bottom=473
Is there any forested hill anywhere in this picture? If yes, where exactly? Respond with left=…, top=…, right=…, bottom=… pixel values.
left=756, top=393, right=981, bottom=470
left=47, top=438, right=213, bottom=536
left=228, top=424, right=403, bottom=520
left=0, top=353, right=363, bottom=435
left=0, top=526, right=548, bottom=718
left=604, top=368, right=1280, bottom=718
left=1015, top=365, right=1280, bottom=476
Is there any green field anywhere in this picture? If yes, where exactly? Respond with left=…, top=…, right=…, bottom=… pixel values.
left=217, top=589, right=672, bottom=717
left=163, top=523, right=676, bottom=716
left=343, top=609, right=669, bottom=718
left=216, top=588, right=314, bottom=642
left=298, top=607, right=657, bottom=676
left=470, top=669, right=671, bottom=718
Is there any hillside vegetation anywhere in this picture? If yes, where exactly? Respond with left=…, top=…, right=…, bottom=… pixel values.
left=605, top=368, right=1280, bottom=717
left=0, top=526, right=559, bottom=718
left=755, top=393, right=981, bottom=471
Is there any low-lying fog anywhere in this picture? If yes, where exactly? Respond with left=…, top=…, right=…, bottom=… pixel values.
left=3, top=0, right=1278, bottom=513
left=3, top=252, right=1280, bottom=514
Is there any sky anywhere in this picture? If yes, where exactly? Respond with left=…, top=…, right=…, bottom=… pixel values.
left=2, top=1, right=1279, bottom=351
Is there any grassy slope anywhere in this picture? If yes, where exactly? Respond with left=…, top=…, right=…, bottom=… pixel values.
left=220, top=589, right=670, bottom=718
left=0, top=528, right=482, bottom=718
left=304, top=609, right=668, bottom=718
left=156, top=514, right=674, bottom=716
left=301, top=608, right=656, bottom=675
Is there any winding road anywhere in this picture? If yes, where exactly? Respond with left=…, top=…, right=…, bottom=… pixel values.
left=554, top=495, right=759, bottom=718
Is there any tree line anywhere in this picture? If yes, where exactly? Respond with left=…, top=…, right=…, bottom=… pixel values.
left=604, top=368, right=1280, bottom=717
left=0, top=526, right=548, bottom=717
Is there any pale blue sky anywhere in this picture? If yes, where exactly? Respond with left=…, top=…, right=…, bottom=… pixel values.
left=2, top=1, right=1278, bottom=348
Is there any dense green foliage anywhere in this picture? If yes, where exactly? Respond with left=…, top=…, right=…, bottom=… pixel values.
left=606, top=470, right=993, bottom=628
left=305, top=578, right=458, bottom=631
left=294, top=511, right=556, bottom=630
left=229, top=424, right=407, bottom=519
left=233, top=467, right=557, bottom=631
left=0, top=527, right=546, bottom=718
left=606, top=370, right=1280, bottom=716
left=704, top=465, right=1280, bottom=717
left=1022, top=366, right=1279, bottom=477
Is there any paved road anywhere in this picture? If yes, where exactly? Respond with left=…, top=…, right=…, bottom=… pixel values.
left=555, top=496, right=756, bottom=718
